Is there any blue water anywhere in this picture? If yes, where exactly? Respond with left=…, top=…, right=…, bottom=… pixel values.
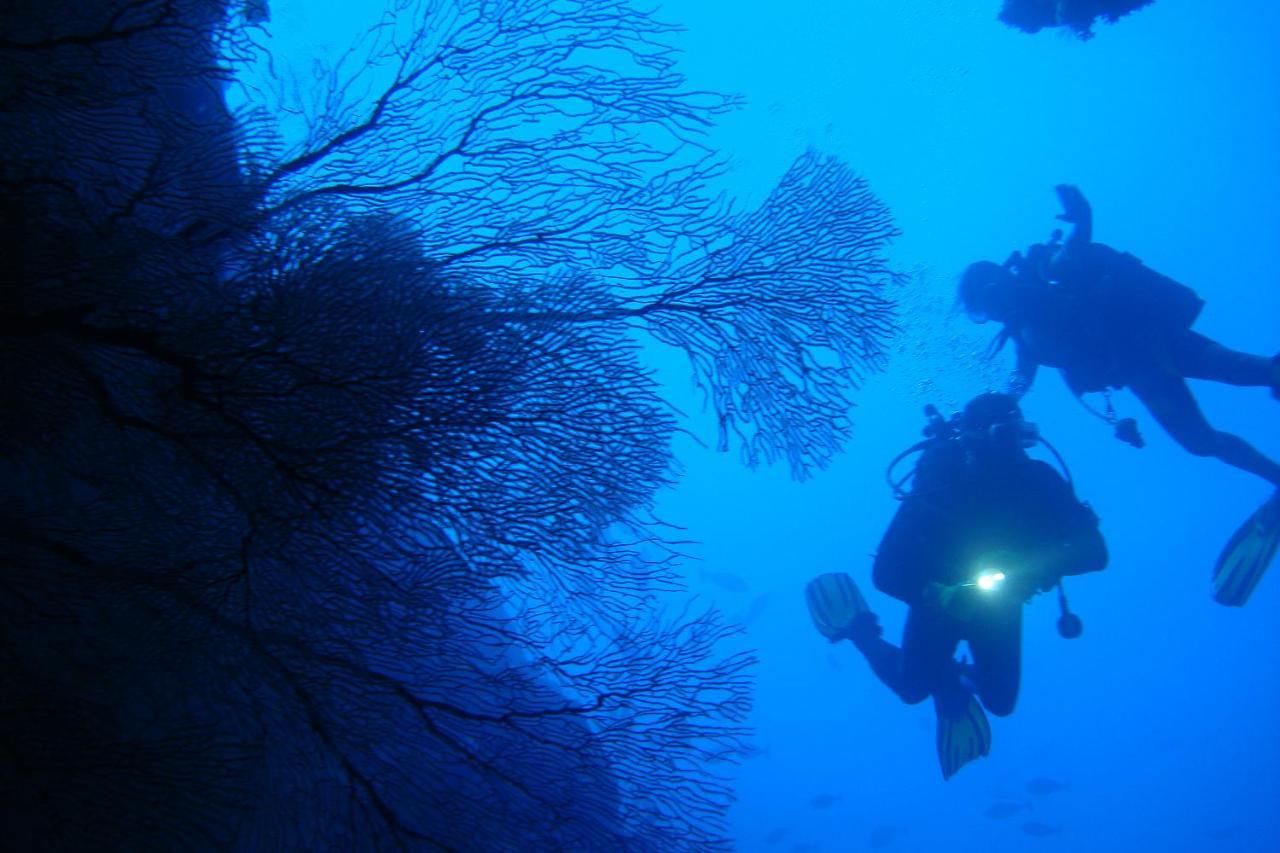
left=655, top=3, right=1280, bottom=850
left=243, top=1, right=1280, bottom=849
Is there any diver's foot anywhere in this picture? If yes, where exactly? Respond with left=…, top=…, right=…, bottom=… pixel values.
left=1213, top=489, right=1280, bottom=606
left=846, top=610, right=883, bottom=649
left=1270, top=353, right=1280, bottom=400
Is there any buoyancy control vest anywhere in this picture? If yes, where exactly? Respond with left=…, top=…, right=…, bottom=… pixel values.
left=1041, top=242, right=1205, bottom=393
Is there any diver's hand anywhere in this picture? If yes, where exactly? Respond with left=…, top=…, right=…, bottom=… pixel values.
left=922, top=582, right=981, bottom=622
left=1054, top=184, right=1090, bottom=224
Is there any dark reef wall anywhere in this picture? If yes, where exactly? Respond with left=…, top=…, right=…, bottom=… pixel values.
left=1, top=1, right=901, bottom=849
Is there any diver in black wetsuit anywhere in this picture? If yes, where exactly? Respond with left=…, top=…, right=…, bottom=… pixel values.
left=959, top=185, right=1280, bottom=490
left=858, top=394, right=1105, bottom=712
left=960, top=186, right=1280, bottom=605
left=998, top=0, right=1154, bottom=40
left=806, top=394, right=1107, bottom=778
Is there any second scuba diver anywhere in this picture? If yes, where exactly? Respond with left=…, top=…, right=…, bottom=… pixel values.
left=959, top=185, right=1280, bottom=605
left=806, top=393, right=1107, bottom=779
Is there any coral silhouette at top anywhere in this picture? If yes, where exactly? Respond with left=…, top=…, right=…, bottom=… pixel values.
left=999, top=0, right=1154, bottom=40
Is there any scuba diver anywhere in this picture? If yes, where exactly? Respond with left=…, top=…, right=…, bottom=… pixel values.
left=959, top=185, right=1280, bottom=605
left=998, top=0, right=1154, bottom=40
left=806, top=393, right=1107, bottom=779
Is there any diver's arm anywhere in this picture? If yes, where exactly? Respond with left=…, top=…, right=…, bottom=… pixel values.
left=922, top=581, right=977, bottom=615
left=872, top=503, right=935, bottom=604
left=1022, top=529, right=1106, bottom=593
left=1008, top=342, right=1038, bottom=399
left=922, top=578, right=1021, bottom=621
left=1028, top=463, right=1109, bottom=583
left=1054, top=509, right=1108, bottom=577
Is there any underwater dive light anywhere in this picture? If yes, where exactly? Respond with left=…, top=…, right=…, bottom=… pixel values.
left=974, top=569, right=1006, bottom=592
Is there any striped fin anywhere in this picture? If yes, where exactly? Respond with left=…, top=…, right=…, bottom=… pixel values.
left=804, top=572, right=869, bottom=641
left=1213, top=493, right=1280, bottom=607
left=935, top=692, right=992, bottom=781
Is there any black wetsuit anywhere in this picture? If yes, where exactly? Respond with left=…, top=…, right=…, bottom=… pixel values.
left=860, top=442, right=1107, bottom=717
left=1010, top=241, right=1280, bottom=486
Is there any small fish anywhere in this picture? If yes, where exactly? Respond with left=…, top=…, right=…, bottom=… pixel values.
left=701, top=570, right=749, bottom=593
left=983, top=801, right=1030, bottom=820
left=809, top=793, right=840, bottom=809
left=742, top=592, right=770, bottom=624
left=1020, top=821, right=1061, bottom=838
left=764, top=827, right=789, bottom=845
left=1025, top=776, right=1069, bottom=796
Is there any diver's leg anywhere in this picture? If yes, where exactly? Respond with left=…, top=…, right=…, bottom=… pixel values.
left=966, top=605, right=1022, bottom=717
left=899, top=607, right=963, bottom=704
left=1129, top=367, right=1280, bottom=486
left=1171, top=331, right=1274, bottom=387
left=853, top=607, right=957, bottom=705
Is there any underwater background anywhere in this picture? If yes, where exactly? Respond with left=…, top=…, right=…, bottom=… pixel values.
left=252, top=1, right=1279, bottom=849
left=652, top=2, right=1280, bottom=850
left=5, top=0, right=1277, bottom=850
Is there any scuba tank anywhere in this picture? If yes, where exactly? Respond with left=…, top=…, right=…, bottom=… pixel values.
left=885, top=402, right=1061, bottom=498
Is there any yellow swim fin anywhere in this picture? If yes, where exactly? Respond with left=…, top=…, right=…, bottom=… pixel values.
left=1213, top=491, right=1280, bottom=606
left=934, top=688, right=992, bottom=780
left=804, top=572, right=870, bottom=642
